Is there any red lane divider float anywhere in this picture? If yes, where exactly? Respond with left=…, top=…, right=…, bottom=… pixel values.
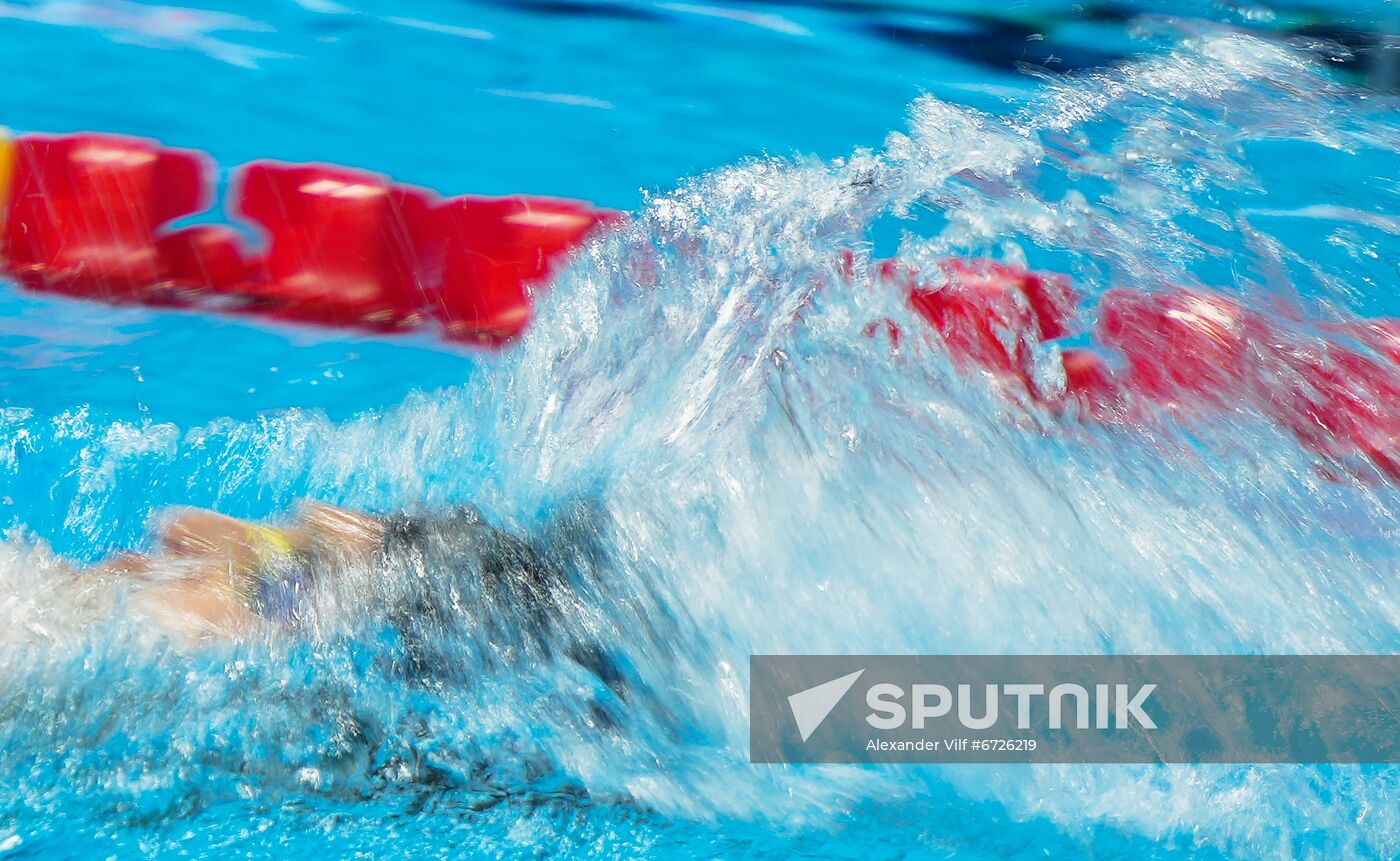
left=232, top=162, right=436, bottom=329
left=0, top=131, right=621, bottom=345
left=4, top=130, right=1399, bottom=483
left=2, top=133, right=210, bottom=299
left=875, top=258, right=1400, bottom=483
left=432, top=195, right=624, bottom=345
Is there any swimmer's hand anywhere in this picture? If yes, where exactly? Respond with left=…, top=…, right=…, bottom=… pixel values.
left=85, top=551, right=158, bottom=579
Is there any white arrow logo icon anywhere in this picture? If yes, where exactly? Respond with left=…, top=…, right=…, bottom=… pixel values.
left=787, top=669, right=866, bottom=742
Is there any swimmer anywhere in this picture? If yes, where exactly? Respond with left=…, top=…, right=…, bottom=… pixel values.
left=62, top=501, right=386, bottom=641
left=52, top=500, right=651, bottom=728
left=65, top=500, right=589, bottom=650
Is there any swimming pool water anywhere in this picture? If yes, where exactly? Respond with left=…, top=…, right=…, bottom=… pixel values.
left=2, top=1, right=1400, bottom=858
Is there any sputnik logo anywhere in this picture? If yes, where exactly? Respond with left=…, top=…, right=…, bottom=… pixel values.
left=788, top=669, right=865, bottom=742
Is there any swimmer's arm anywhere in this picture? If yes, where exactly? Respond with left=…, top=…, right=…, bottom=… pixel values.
left=283, top=501, right=386, bottom=565
left=132, top=557, right=263, bottom=642
left=156, top=508, right=266, bottom=570
left=74, top=549, right=261, bottom=642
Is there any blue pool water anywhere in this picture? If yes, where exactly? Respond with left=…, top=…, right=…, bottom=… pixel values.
left=2, top=1, right=1400, bottom=858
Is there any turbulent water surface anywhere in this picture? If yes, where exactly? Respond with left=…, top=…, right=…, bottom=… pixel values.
left=2, top=23, right=1400, bottom=860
